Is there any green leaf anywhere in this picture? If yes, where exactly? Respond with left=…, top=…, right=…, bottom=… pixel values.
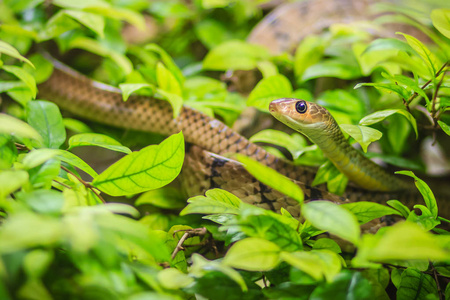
left=145, top=43, right=184, bottom=86
left=397, top=33, right=439, bottom=76
left=237, top=155, right=304, bottom=205
left=359, top=109, right=418, bottom=138
left=21, top=190, right=64, bottom=215
left=0, top=170, right=29, bottom=199
left=156, top=62, right=182, bottom=96
left=438, top=120, right=450, bottom=136
left=93, top=132, right=184, bottom=196
left=157, top=268, right=194, bottom=289
left=0, top=135, right=17, bottom=169
left=2, top=65, right=36, bottom=99
left=397, top=268, right=438, bottom=300
left=341, top=201, right=402, bottom=224
left=295, top=35, right=326, bottom=82
left=0, top=41, right=34, bottom=67
left=222, top=237, right=281, bottom=271
left=302, top=60, right=361, bottom=81
left=55, top=149, right=98, bottom=178
left=247, top=75, right=292, bottom=112
left=362, top=38, right=413, bottom=55
left=386, top=200, right=411, bottom=218
left=135, top=187, right=186, bottom=209
left=281, top=250, right=342, bottom=281
left=118, top=83, right=155, bottom=101
left=431, top=9, right=450, bottom=40
left=38, top=10, right=80, bottom=41
left=0, top=113, right=43, bottom=147
left=25, top=53, right=54, bottom=84
left=303, top=201, right=360, bottom=245
left=63, top=9, right=105, bottom=37
left=249, top=129, right=309, bottom=160
left=26, top=101, right=66, bottom=149
left=396, top=171, right=438, bottom=218
left=310, top=272, right=372, bottom=300
left=387, top=74, right=430, bottom=104
left=256, top=60, right=278, bottom=78
left=68, top=133, right=131, bottom=154
left=354, top=222, right=448, bottom=264
left=202, top=40, right=271, bottom=71
left=311, top=161, right=347, bottom=195
left=354, top=82, right=410, bottom=101
left=180, top=188, right=241, bottom=216
left=29, top=158, right=60, bottom=189
left=312, top=238, right=341, bottom=254
left=23, top=149, right=59, bottom=169
left=63, top=118, right=92, bottom=134
left=156, top=88, right=183, bottom=118
left=340, top=124, right=382, bottom=153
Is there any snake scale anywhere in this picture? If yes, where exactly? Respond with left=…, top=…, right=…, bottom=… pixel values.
left=37, top=0, right=450, bottom=218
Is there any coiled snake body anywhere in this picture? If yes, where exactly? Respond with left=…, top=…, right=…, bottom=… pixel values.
left=37, top=0, right=449, bottom=217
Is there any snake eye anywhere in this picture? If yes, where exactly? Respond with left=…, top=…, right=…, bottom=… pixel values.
left=295, top=101, right=307, bottom=114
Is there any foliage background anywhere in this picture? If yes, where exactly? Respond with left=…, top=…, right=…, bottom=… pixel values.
left=1, top=0, right=450, bottom=299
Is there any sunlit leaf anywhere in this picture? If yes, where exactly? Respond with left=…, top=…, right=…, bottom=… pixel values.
left=397, top=33, right=440, bottom=76
left=431, top=9, right=450, bottom=40
left=2, top=65, right=36, bottom=99
left=302, top=60, right=361, bottom=81
left=93, top=132, right=184, bottom=196
left=247, top=75, right=292, bottom=111
left=23, top=149, right=59, bottom=169
left=341, top=201, right=402, bottom=224
left=223, top=237, right=281, bottom=271
left=303, top=201, right=360, bottom=245
left=63, top=9, right=105, bottom=37
left=118, top=83, right=155, bottom=101
left=0, top=41, right=34, bottom=67
left=0, top=170, right=29, bottom=199
left=68, top=133, right=131, bottom=154
left=180, top=188, right=241, bottom=215
left=250, top=129, right=309, bottom=160
left=295, top=35, right=326, bottom=82
left=340, top=124, right=382, bottom=153
left=438, top=120, right=450, bottom=136
left=359, top=109, right=418, bottom=138
left=0, top=113, right=43, bottom=147
left=26, top=101, right=66, bottom=149
left=55, top=149, right=98, bottom=178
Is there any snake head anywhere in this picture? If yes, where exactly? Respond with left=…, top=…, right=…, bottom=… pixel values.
left=269, top=98, right=336, bottom=138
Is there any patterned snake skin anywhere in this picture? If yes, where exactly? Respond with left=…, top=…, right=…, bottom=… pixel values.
left=37, top=0, right=449, bottom=218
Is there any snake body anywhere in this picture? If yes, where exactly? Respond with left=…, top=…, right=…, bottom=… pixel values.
left=36, top=0, right=449, bottom=217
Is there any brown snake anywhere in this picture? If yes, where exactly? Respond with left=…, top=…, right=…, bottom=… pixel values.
left=37, top=0, right=450, bottom=218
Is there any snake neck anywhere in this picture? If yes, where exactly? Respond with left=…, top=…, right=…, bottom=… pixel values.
left=314, top=121, right=409, bottom=192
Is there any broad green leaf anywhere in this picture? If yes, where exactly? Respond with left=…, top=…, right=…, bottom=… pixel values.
left=295, top=35, right=326, bottom=82
left=311, top=161, right=341, bottom=188
left=359, top=109, right=418, bottom=138
left=68, top=133, right=131, bottom=154
left=397, top=268, right=438, bottom=300
left=55, top=149, right=98, bottom=178
left=281, top=250, right=342, bottom=281
left=29, top=158, right=61, bottom=189
left=386, top=200, right=410, bottom=218
left=118, top=83, right=155, bottom=101
left=190, top=254, right=248, bottom=292
left=340, top=124, right=382, bottom=153
left=341, top=201, right=402, bottom=224
left=156, top=88, right=183, bottom=117
left=180, top=188, right=241, bottom=215
left=2, top=65, right=36, bottom=99
left=23, top=148, right=59, bottom=169
left=326, top=172, right=348, bottom=196
left=431, top=9, right=450, bottom=40
left=222, top=237, right=281, bottom=271
left=0, top=135, right=17, bottom=169
left=23, top=249, right=53, bottom=279
left=256, top=60, right=278, bottom=78
left=194, top=19, right=233, bottom=49
left=0, top=170, right=29, bottom=199
left=202, top=40, right=271, bottom=71
left=310, top=272, right=372, bottom=300
left=362, top=38, right=413, bottom=55
left=354, top=222, right=448, bottom=264
left=145, top=43, right=184, bottom=86
left=93, top=132, right=184, bottom=196
left=303, top=201, right=360, bottom=245
left=247, top=75, right=292, bottom=111
left=84, top=6, right=145, bottom=31
left=397, top=33, right=439, bottom=76
left=354, top=82, right=410, bottom=102
left=38, top=10, right=80, bottom=41
left=20, top=189, right=64, bottom=215
left=302, top=60, right=361, bottom=81
left=387, top=74, right=430, bottom=104
left=438, top=120, right=450, bottom=136
left=26, top=101, right=66, bottom=149
left=237, top=155, right=304, bottom=205
left=157, top=268, right=194, bottom=289
left=63, top=9, right=105, bottom=37
left=52, top=0, right=108, bottom=9
left=25, top=53, right=54, bottom=84
left=249, top=130, right=308, bottom=160
left=0, top=41, right=33, bottom=67
left=63, top=118, right=92, bottom=134
left=312, top=238, right=341, bottom=254
left=0, top=113, right=43, bottom=147
left=135, top=187, right=186, bottom=209
left=156, top=62, right=182, bottom=96
left=396, top=171, right=438, bottom=218
left=407, top=206, right=440, bottom=231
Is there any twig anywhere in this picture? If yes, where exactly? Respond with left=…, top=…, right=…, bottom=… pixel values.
left=61, top=165, right=105, bottom=203
left=430, top=263, right=443, bottom=300
left=171, top=227, right=208, bottom=260
left=53, top=180, right=71, bottom=189
left=405, top=62, right=448, bottom=105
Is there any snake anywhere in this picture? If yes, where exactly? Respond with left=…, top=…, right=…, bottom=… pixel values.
left=36, top=0, right=449, bottom=218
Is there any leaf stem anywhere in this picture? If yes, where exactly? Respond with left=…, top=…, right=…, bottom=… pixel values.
left=61, top=165, right=105, bottom=203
